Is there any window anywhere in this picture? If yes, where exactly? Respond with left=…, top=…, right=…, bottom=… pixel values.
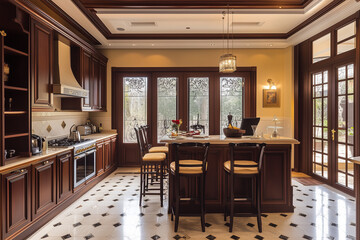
left=312, top=33, right=331, bottom=63
left=123, top=77, right=147, bottom=143
left=188, top=77, right=209, bottom=134
left=220, top=77, right=244, bottom=129
left=157, top=77, right=177, bottom=142
left=337, top=21, right=356, bottom=55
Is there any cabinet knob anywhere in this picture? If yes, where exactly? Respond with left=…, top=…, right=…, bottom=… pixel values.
left=0, top=30, right=6, bottom=37
left=43, top=160, right=49, bottom=165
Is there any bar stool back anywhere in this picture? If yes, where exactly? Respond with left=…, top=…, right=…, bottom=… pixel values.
left=224, top=143, right=266, bottom=232
left=134, top=127, right=166, bottom=207
left=170, top=142, right=210, bottom=232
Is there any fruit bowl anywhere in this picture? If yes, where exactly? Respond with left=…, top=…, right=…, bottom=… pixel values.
left=223, top=128, right=246, bottom=138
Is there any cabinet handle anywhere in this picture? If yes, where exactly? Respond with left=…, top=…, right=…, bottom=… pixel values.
left=0, top=30, right=6, bottom=37
left=43, top=160, right=49, bottom=165
left=12, top=169, right=25, bottom=174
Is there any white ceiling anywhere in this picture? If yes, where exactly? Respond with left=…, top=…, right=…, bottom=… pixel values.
left=52, top=0, right=360, bottom=49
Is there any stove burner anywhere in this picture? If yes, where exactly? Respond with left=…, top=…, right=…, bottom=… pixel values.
left=48, top=138, right=91, bottom=147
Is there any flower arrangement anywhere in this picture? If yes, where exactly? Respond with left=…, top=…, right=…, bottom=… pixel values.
left=171, top=119, right=182, bottom=136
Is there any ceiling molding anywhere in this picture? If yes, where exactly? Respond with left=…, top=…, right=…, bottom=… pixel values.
left=77, top=0, right=314, bottom=9
left=40, top=0, right=100, bottom=45
left=44, top=0, right=347, bottom=43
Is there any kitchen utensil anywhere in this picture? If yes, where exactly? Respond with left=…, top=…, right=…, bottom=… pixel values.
left=77, top=125, right=92, bottom=136
left=32, top=134, right=44, bottom=155
left=8, top=149, right=15, bottom=158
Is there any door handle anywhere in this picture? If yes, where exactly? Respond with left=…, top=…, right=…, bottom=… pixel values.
left=331, top=129, right=336, bottom=141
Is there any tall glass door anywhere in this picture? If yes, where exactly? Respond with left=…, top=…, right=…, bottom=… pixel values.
left=311, top=63, right=355, bottom=191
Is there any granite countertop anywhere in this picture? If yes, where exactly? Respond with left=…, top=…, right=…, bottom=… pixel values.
left=0, top=131, right=118, bottom=173
left=160, top=135, right=300, bottom=145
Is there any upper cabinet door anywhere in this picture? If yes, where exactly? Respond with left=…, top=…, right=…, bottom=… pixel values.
left=99, top=61, right=107, bottom=111
left=82, top=50, right=92, bottom=109
left=91, top=57, right=100, bottom=110
left=31, top=19, right=53, bottom=111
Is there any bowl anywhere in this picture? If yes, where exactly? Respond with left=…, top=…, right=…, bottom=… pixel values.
left=223, top=128, right=246, bottom=138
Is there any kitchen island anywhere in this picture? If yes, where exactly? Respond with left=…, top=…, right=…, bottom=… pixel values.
left=161, top=135, right=299, bottom=213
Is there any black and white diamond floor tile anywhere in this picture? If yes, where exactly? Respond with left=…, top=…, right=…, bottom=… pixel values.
left=28, top=170, right=355, bottom=240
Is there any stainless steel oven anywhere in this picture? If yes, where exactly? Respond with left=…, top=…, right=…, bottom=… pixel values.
left=73, top=141, right=96, bottom=188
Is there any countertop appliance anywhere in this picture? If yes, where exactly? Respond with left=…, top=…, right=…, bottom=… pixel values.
left=31, top=134, right=44, bottom=155
left=77, top=125, right=92, bottom=136
left=49, top=138, right=96, bottom=188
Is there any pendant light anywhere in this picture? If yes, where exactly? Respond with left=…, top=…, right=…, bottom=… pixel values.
left=219, top=5, right=236, bottom=73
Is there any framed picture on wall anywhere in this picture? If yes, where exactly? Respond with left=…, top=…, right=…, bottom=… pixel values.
left=263, top=89, right=280, bottom=108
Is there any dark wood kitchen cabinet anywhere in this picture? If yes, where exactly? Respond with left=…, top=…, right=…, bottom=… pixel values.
left=1, top=166, right=31, bottom=239
left=96, top=141, right=104, bottom=176
left=31, top=19, right=53, bottom=111
left=57, top=151, right=73, bottom=203
left=0, top=2, right=31, bottom=165
left=62, top=50, right=107, bottom=112
left=32, top=156, right=56, bottom=220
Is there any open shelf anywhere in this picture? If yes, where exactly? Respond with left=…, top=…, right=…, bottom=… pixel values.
left=4, top=45, right=28, bottom=56
left=4, top=111, right=27, bottom=115
left=4, top=85, right=28, bottom=92
left=4, top=133, right=29, bottom=139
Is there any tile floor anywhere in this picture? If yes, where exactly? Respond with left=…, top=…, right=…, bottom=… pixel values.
left=28, top=169, right=356, bottom=240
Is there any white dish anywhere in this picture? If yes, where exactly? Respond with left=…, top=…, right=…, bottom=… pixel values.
left=192, top=135, right=209, bottom=138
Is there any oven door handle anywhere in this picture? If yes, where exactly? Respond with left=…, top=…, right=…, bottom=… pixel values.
left=86, top=149, right=96, bottom=155
left=74, top=153, right=86, bottom=160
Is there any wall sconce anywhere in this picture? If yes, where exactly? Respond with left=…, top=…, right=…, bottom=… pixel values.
left=266, top=78, right=277, bottom=89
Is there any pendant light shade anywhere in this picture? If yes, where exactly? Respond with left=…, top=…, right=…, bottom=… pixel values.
left=219, top=53, right=236, bottom=73
left=219, top=5, right=236, bottom=73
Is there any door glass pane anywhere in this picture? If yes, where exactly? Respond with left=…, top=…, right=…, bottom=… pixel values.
left=337, top=21, right=356, bottom=42
left=336, top=64, right=355, bottom=190
left=313, top=34, right=331, bottom=63
left=188, top=77, right=209, bottom=134
left=157, top=77, right=177, bottom=142
left=337, top=21, right=356, bottom=55
left=220, top=77, right=243, bottom=129
left=123, top=77, right=147, bottom=143
left=311, top=71, right=329, bottom=179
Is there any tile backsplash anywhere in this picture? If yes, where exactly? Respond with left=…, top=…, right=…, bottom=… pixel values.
left=32, top=112, right=90, bottom=139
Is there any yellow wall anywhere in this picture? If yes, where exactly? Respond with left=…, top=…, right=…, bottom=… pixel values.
left=91, top=47, right=294, bottom=137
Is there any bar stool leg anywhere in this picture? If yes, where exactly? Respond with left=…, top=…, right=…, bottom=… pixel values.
left=139, top=165, right=143, bottom=206
left=174, top=174, right=180, bottom=232
left=224, top=171, right=228, bottom=221
left=200, top=175, right=205, bottom=232
left=256, top=175, right=262, bottom=233
left=229, top=174, right=234, bottom=232
left=160, top=161, right=164, bottom=207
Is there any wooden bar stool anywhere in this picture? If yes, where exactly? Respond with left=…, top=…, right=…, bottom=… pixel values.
left=170, top=142, right=210, bottom=232
left=140, top=125, right=169, bottom=185
left=134, top=127, right=166, bottom=207
left=224, top=143, right=266, bottom=232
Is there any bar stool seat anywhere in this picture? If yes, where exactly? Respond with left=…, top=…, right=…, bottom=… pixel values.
left=224, top=160, right=258, bottom=174
left=143, top=153, right=166, bottom=162
left=149, top=146, right=169, bottom=153
left=170, top=160, right=207, bottom=174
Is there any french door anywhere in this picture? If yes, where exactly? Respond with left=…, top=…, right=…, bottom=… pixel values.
left=112, top=67, right=256, bottom=166
left=311, top=62, right=355, bottom=193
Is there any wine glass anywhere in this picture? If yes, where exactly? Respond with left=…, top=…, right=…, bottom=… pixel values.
left=251, top=125, right=257, bottom=137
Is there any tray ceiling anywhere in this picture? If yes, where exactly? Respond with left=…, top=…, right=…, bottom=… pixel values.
left=47, top=0, right=360, bottom=48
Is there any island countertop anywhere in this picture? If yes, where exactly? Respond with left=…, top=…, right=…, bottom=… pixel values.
left=160, top=135, right=300, bottom=145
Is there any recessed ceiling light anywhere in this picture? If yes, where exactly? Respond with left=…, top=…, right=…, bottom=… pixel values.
left=186, top=26, right=191, bottom=30
left=269, top=44, right=273, bottom=47
left=108, top=43, right=112, bottom=46
left=132, top=44, right=136, bottom=46
left=151, top=44, right=155, bottom=46
left=210, top=43, right=215, bottom=46
left=117, top=27, right=125, bottom=31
